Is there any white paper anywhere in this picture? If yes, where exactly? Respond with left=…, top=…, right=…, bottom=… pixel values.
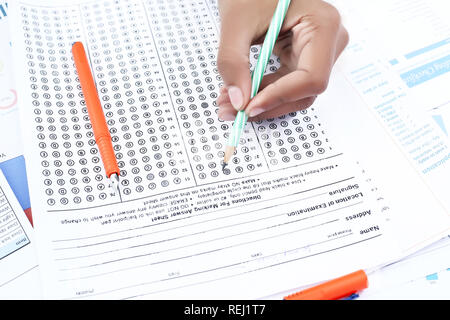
left=0, top=169, right=40, bottom=298
left=9, top=0, right=450, bottom=299
left=0, top=1, right=23, bottom=163
left=330, top=0, right=450, bottom=214
left=331, top=0, right=450, bottom=113
left=325, top=0, right=450, bottom=253
left=358, top=236, right=450, bottom=300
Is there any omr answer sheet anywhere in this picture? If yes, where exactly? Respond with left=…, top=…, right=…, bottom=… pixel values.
left=9, top=0, right=450, bottom=299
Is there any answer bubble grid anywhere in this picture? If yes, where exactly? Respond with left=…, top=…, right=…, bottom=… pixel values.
left=19, top=0, right=334, bottom=210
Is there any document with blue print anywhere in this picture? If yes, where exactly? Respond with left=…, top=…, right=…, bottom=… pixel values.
left=9, top=0, right=450, bottom=299
left=357, top=236, right=450, bottom=299
left=0, top=169, right=40, bottom=298
left=329, top=0, right=450, bottom=251
left=0, top=1, right=31, bottom=216
left=332, top=0, right=450, bottom=211
left=332, top=0, right=450, bottom=117
left=0, top=1, right=41, bottom=299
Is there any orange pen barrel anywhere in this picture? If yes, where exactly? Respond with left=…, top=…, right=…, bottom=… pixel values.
left=72, top=42, right=119, bottom=178
left=284, top=270, right=368, bottom=300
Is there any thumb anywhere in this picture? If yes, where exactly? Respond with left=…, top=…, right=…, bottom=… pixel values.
left=217, top=22, right=253, bottom=111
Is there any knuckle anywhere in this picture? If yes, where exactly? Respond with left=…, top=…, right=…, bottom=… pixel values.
left=249, top=115, right=260, bottom=122
left=305, top=96, right=317, bottom=106
left=216, top=49, right=249, bottom=78
left=266, top=82, right=288, bottom=105
left=296, top=97, right=315, bottom=111
left=216, top=50, right=233, bottom=73
left=340, top=26, right=350, bottom=46
left=308, top=76, right=328, bottom=94
left=249, top=113, right=267, bottom=123
left=318, top=3, right=342, bottom=28
left=324, top=4, right=341, bottom=23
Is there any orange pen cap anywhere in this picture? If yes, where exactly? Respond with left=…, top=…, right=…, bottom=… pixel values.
left=72, top=41, right=119, bottom=178
left=284, top=269, right=368, bottom=300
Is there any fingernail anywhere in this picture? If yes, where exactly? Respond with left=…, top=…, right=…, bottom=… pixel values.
left=227, top=86, right=243, bottom=111
left=219, top=112, right=236, bottom=121
left=218, top=107, right=236, bottom=120
left=249, top=108, right=264, bottom=117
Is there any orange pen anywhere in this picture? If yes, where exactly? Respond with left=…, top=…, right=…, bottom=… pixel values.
left=72, top=42, right=120, bottom=195
left=284, top=269, right=368, bottom=300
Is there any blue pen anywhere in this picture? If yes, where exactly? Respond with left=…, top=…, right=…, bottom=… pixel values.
left=341, top=293, right=359, bottom=300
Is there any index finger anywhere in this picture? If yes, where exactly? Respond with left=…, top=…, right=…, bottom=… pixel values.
left=246, top=13, right=347, bottom=115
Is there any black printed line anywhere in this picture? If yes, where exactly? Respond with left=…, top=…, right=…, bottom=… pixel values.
left=47, top=152, right=345, bottom=213
left=127, top=234, right=380, bottom=300
left=55, top=199, right=361, bottom=263
left=0, top=226, right=22, bottom=243
left=67, top=233, right=381, bottom=299
left=204, top=0, right=220, bottom=35
left=77, top=2, right=124, bottom=205
left=0, top=200, right=9, bottom=211
left=58, top=219, right=342, bottom=280
left=0, top=205, right=13, bottom=219
left=52, top=174, right=354, bottom=243
left=142, top=1, right=198, bottom=187
left=54, top=189, right=329, bottom=250
left=0, top=264, right=38, bottom=288
left=0, top=187, right=30, bottom=244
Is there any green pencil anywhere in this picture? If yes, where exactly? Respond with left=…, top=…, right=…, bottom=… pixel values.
left=223, top=0, right=291, bottom=169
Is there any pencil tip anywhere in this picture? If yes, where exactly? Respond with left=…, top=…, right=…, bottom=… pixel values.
left=109, top=173, right=120, bottom=196
left=222, top=162, right=227, bottom=171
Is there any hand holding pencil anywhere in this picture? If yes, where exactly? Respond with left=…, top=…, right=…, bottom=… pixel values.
left=222, top=0, right=291, bottom=167
left=216, top=0, right=349, bottom=165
